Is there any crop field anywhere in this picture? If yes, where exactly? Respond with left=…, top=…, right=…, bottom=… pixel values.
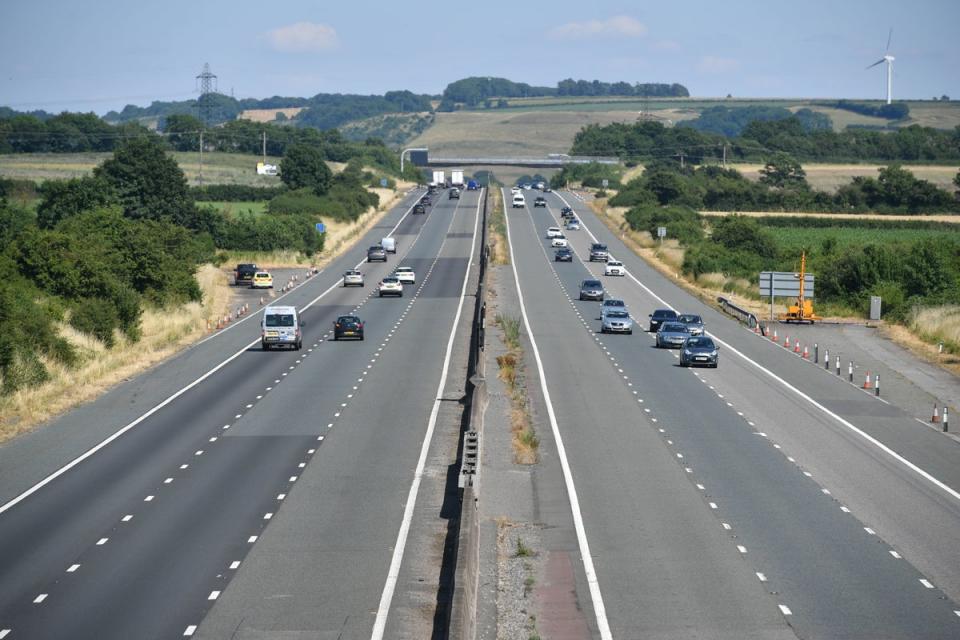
left=0, top=152, right=284, bottom=186
left=761, top=225, right=954, bottom=252
left=473, top=96, right=960, bottom=131
left=408, top=110, right=642, bottom=157
left=730, top=163, right=960, bottom=193
left=204, top=201, right=268, bottom=217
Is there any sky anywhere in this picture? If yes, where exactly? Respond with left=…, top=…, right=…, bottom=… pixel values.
left=1, top=0, right=958, bottom=114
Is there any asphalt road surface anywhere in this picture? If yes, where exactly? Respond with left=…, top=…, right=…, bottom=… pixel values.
left=502, top=187, right=960, bottom=639
left=0, top=187, right=482, bottom=639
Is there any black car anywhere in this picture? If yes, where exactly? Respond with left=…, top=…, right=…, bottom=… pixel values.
left=449, top=188, right=460, bottom=199
left=234, top=263, right=258, bottom=286
left=333, top=315, right=364, bottom=341
left=560, top=206, right=574, bottom=217
left=648, top=308, right=678, bottom=332
left=413, top=204, right=426, bottom=215
left=534, top=197, right=547, bottom=207
left=367, top=245, right=387, bottom=262
left=579, top=279, right=604, bottom=301
left=554, top=248, right=573, bottom=262
left=420, top=196, right=432, bottom=206
left=589, top=243, right=609, bottom=262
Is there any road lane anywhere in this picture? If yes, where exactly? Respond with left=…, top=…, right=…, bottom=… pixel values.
left=0, top=190, right=477, bottom=638
left=543, top=191, right=960, bottom=606
left=503, top=189, right=795, bottom=639
left=515, top=189, right=960, bottom=637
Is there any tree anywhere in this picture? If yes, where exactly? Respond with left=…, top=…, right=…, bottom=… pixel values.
left=710, top=215, right=778, bottom=259
left=94, top=137, right=196, bottom=227
left=163, top=114, right=203, bottom=152
left=954, top=169, right=960, bottom=190
left=280, top=144, right=332, bottom=195
left=36, top=176, right=116, bottom=228
left=759, top=153, right=807, bottom=188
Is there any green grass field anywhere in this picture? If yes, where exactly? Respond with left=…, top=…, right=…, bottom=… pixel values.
left=0, top=151, right=284, bottom=186
left=763, top=225, right=956, bottom=252
left=204, top=201, right=267, bottom=217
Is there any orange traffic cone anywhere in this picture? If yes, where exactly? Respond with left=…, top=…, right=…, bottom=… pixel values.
left=772, top=329, right=778, bottom=343
left=802, top=346, right=809, bottom=359
left=863, top=372, right=872, bottom=389
left=784, top=335, right=791, bottom=348
left=794, top=340, right=801, bottom=353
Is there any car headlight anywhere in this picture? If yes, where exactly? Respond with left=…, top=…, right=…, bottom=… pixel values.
left=710, top=350, right=718, bottom=356
left=684, top=349, right=692, bottom=355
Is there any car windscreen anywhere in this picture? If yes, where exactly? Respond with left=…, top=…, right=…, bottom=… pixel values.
left=583, top=281, right=602, bottom=288
left=592, top=244, right=607, bottom=251
left=679, top=315, right=702, bottom=323
left=653, top=310, right=677, bottom=318
left=265, top=314, right=295, bottom=327
left=338, top=316, right=359, bottom=324
left=661, top=323, right=687, bottom=332
left=607, top=311, right=629, bottom=319
left=687, top=338, right=714, bottom=348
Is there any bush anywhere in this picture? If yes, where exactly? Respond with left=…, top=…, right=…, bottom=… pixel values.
left=190, top=185, right=287, bottom=202
left=625, top=205, right=704, bottom=245
left=268, top=188, right=325, bottom=216
left=70, top=298, right=120, bottom=346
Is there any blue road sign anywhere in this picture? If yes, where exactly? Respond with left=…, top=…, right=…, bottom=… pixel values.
left=315, top=222, right=325, bottom=233
left=380, top=178, right=388, bottom=188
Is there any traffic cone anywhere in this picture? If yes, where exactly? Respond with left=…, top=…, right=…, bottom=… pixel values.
left=784, top=335, right=791, bottom=348
left=802, top=346, right=809, bottom=359
left=932, top=404, right=940, bottom=423
left=794, top=340, right=801, bottom=353
left=863, top=372, right=872, bottom=389
left=754, top=324, right=761, bottom=335
left=772, top=329, right=778, bottom=343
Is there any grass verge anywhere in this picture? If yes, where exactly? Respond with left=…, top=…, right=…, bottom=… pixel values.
left=488, top=187, right=510, bottom=265
left=0, top=264, right=232, bottom=443
left=494, top=313, right=538, bottom=464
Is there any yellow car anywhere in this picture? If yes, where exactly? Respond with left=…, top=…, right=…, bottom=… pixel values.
left=251, top=271, right=274, bottom=289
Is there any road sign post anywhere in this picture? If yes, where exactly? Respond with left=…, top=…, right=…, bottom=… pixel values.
left=759, top=271, right=816, bottom=320
left=657, top=226, right=667, bottom=245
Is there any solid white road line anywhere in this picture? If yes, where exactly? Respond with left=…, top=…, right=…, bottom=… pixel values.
left=370, top=190, right=482, bottom=640
left=501, top=189, right=613, bottom=640
left=554, top=191, right=960, bottom=504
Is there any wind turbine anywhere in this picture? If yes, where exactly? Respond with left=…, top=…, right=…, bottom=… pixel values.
left=866, top=29, right=895, bottom=105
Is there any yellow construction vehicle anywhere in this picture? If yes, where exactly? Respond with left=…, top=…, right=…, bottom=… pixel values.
left=778, top=252, right=821, bottom=323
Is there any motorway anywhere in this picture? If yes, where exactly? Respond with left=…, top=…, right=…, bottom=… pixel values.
left=502, top=188, right=960, bottom=639
left=0, top=188, right=482, bottom=639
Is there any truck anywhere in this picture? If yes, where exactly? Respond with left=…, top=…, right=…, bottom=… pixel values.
left=450, top=170, right=465, bottom=187
left=432, top=170, right=445, bottom=187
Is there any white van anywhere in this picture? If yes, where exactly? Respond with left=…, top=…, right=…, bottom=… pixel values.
left=381, top=237, right=396, bottom=253
left=512, top=194, right=525, bottom=208
left=261, top=305, right=303, bottom=351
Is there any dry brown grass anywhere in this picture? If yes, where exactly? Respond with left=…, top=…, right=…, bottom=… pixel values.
left=488, top=188, right=510, bottom=265
left=0, top=265, right=232, bottom=443
left=408, top=110, right=640, bottom=157
left=493, top=314, right=538, bottom=464
left=238, top=107, right=304, bottom=123
left=731, top=163, right=960, bottom=194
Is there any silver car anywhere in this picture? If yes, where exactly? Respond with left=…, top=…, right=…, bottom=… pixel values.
left=579, top=279, right=604, bottom=301
left=601, top=310, right=634, bottom=334
left=656, top=321, right=690, bottom=348
left=601, top=299, right=627, bottom=316
left=343, top=269, right=364, bottom=287
left=678, top=313, right=705, bottom=336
